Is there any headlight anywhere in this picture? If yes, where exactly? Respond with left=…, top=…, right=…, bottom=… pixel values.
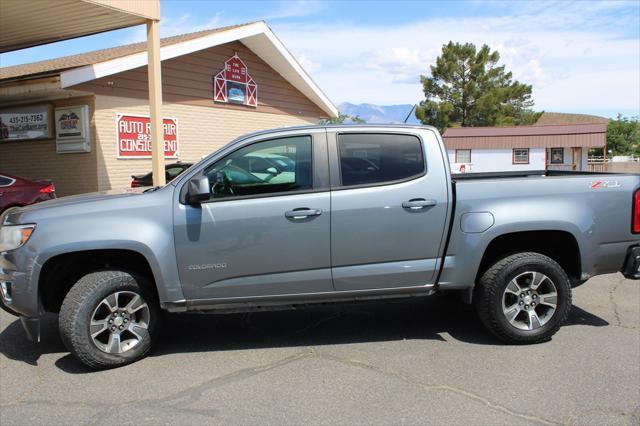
left=0, top=224, right=36, bottom=252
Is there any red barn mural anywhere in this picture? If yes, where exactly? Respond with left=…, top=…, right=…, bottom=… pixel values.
left=213, top=53, right=258, bottom=107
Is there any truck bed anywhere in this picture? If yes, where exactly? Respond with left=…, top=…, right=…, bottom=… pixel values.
left=440, top=168, right=640, bottom=290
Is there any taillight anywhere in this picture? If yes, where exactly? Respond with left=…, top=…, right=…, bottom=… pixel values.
left=131, top=180, right=140, bottom=188
left=633, top=189, right=640, bottom=234
left=39, top=183, right=55, bottom=194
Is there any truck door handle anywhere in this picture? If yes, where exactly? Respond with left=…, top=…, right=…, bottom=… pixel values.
left=285, top=208, right=322, bottom=219
left=402, top=198, right=437, bottom=210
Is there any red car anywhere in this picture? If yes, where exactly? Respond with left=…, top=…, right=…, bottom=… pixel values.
left=0, top=173, right=56, bottom=213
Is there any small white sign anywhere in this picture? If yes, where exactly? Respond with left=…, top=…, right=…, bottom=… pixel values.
left=0, top=104, right=53, bottom=141
left=55, top=105, right=90, bottom=153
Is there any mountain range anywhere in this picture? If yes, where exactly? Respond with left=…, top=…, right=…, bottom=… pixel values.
left=338, top=102, right=421, bottom=124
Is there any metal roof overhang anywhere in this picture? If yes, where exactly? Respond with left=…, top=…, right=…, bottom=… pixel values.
left=444, top=133, right=607, bottom=149
left=0, top=76, right=93, bottom=107
left=0, top=0, right=160, bottom=53
left=1, top=0, right=167, bottom=186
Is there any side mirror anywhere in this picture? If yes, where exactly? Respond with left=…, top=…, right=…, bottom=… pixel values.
left=186, top=176, right=210, bottom=204
left=266, top=167, right=279, bottom=175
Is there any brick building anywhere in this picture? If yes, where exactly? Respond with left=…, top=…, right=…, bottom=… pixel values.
left=0, top=22, right=337, bottom=195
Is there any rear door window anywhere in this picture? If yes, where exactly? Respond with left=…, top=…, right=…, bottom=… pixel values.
left=338, top=133, right=425, bottom=187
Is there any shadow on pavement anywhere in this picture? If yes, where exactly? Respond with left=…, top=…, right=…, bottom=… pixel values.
left=0, top=313, right=64, bottom=366
left=564, top=305, right=609, bottom=327
left=0, top=297, right=609, bottom=373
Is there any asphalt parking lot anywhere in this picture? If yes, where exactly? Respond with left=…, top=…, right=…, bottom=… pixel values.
left=1, top=272, right=638, bottom=425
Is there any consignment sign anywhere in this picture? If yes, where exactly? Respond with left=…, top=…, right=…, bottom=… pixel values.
left=116, top=113, right=179, bottom=159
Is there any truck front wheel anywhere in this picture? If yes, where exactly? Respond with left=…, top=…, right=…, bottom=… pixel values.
left=59, top=270, right=160, bottom=369
left=474, top=252, right=572, bottom=344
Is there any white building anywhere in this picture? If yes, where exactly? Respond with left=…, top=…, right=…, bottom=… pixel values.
left=443, top=123, right=607, bottom=173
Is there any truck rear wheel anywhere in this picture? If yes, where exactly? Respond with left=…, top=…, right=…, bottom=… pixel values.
left=59, top=270, right=159, bottom=369
left=474, top=252, right=572, bottom=344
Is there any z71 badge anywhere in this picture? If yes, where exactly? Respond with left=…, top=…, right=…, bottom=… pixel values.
left=591, top=180, right=621, bottom=189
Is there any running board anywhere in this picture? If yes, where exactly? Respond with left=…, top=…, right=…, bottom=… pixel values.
left=180, top=284, right=436, bottom=314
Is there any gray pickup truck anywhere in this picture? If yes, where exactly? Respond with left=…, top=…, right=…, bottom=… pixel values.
left=2, top=125, right=639, bottom=369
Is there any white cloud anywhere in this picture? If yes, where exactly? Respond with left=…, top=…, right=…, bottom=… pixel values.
left=355, top=47, right=435, bottom=84
left=271, top=5, right=639, bottom=114
left=121, top=0, right=324, bottom=44
left=110, top=1, right=638, bottom=115
left=263, top=0, right=325, bottom=20
left=122, top=13, right=224, bottom=44
left=535, top=69, right=640, bottom=110
left=295, top=53, right=321, bottom=73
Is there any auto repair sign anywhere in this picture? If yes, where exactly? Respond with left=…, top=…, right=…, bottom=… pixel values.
left=116, top=113, right=179, bottom=159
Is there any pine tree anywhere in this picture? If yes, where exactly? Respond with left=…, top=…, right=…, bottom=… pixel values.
left=416, top=42, right=540, bottom=131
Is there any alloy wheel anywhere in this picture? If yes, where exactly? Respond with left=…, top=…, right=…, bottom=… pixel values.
left=501, top=271, right=558, bottom=331
left=89, top=291, right=150, bottom=354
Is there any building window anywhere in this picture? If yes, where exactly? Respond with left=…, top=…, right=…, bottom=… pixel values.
left=550, top=148, right=564, bottom=164
left=513, top=148, right=530, bottom=164
left=455, top=149, right=471, bottom=163
left=338, top=133, right=424, bottom=187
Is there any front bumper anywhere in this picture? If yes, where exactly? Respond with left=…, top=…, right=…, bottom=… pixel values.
left=0, top=288, right=20, bottom=316
left=1, top=210, right=43, bottom=341
left=1, top=249, right=42, bottom=342
left=0, top=284, right=40, bottom=342
left=621, top=246, right=640, bottom=280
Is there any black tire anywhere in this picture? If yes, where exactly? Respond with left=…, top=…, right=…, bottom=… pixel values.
left=59, top=270, right=160, bottom=369
left=474, top=252, right=572, bottom=344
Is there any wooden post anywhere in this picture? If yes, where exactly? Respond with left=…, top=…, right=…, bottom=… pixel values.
left=147, top=19, right=165, bottom=186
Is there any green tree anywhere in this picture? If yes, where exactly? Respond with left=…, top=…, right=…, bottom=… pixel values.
left=320, top=114, right=366, bottom=125
left=415, top=41, right=541, bottom=131
left=607, top=114, right=640, bottom=156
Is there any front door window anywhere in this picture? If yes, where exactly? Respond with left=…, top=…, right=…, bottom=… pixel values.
left=204, top=136, right=312, bottom=199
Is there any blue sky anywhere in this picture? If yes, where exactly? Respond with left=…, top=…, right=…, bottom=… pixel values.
left=1, top=0, right=639, bottom=118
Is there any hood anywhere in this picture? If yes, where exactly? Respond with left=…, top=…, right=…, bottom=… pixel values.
left=2, top=187, right=154, bottom=225
left=24, top=188, right=147, bottom=210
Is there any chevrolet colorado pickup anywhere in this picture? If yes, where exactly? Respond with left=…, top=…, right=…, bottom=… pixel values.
left=1, top=125, right=639, bottom=369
